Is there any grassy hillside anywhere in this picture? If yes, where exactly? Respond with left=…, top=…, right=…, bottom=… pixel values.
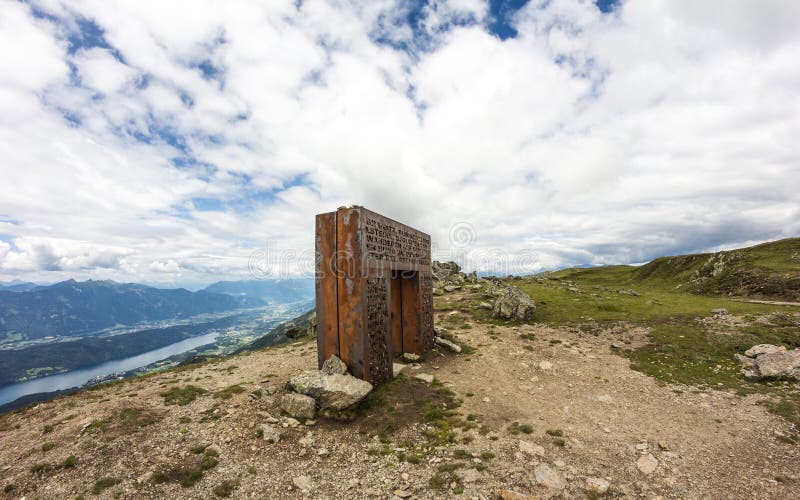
left=549, top=238, right=800, bottom=301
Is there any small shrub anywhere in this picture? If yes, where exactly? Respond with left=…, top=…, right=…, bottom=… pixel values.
left=41, top=442, right=55, bottom=452
left=480, top=451, right=495, bottom=460
left=62, top=455, right=77, bottom=468
left=179, top=416, right=192, bottom=424
left=161, top=385, right=207, bottom=406
left=92, top=477, right=118, bottom=494
left=30, top=462, right=52, bottom=475
left=213, top=385, right=246, bottom=400
left=4, top=484, right=15, bottom=493
left=553, top=438, right=566, bottom=447
left=546, top=429, right=563, bottom=437
left=213, top=480, right=238, bottom=497
left=42, top=424, right=54, bottom=434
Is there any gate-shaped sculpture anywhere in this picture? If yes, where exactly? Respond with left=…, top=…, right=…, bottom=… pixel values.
left=315, top=206, right=434, bottom=385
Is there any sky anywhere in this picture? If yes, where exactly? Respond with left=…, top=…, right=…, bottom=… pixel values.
left=0, top=0, right=798, bottom=288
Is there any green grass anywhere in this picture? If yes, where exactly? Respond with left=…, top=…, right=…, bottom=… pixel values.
left=92, top=477, right=118, bottom=494
left=213, top=384, right=246, bottom=400
left=502, top=244, right=800, bottom=428
left=161, top=385, right=207, bottom=406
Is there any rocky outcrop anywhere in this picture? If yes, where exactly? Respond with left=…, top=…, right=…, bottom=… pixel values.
left=432, top=261, right=483, bottom=294
left=492, top=286, right=536, bottom=322
left=736, top=344, right=800, bottom=380
left=289, top=356, right=373, bottom=410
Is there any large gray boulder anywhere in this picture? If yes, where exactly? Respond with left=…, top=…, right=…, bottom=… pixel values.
left=492, top=286, right=536, bottom=322
left=289, top=365, right=373, bottom=410
left=752, top=350, right=800, bottom=379
left=737, top=344, right=800, bottom=380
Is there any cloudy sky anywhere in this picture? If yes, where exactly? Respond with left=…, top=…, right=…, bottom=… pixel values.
left=0, top=0, right=798, bottom=288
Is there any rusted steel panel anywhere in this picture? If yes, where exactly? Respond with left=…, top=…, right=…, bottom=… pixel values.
left=336, top=207, right=365, bottom=379
left=400, top=273, right=420, bottom=354
left=315, top=212, right=339, bottom=369
left=390, top=273, right=403, bottom=354
left=363, top=274, right=391, bottom=385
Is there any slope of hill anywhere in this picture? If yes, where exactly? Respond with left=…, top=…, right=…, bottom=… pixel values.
left=0, top=281, right=40, bottom=293
left=0, top=280, right=264, bottom=342
left=235, top=309, right=315, bottom=353
left=0, top=280, right=798, bottom=498
left=550, top=238, right=800, bottom=301
left=204, top=279, right=314, bottom=304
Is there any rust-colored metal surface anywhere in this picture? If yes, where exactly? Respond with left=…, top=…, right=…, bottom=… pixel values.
left=315, top=206, right=433, bottom=385
left=315, top=212, right=339, bottom=368
left=390, top=274, right=403, bottom=354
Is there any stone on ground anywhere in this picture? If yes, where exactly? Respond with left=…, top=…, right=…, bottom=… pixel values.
left=280, top=393, right=316, bottom=419
left=519, top=440, right=545, bottom=457
left=493, top=286, right=536, bottom=322
left=321, top=355, right=348, bottom=376
left=434, top=336, right=462, bottom=353
left=636, top=453, right=659, bottom=475
left=289, top=371, right=373, bottom=410
left=585, top=477, right=611, bottom=494
left=292, top=475, right=313, bottom=491
left=414, top=373, right=434, bottom=383
left=533, top=463, right=565, bottom=489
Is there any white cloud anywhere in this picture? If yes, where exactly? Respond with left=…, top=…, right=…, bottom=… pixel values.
left=0, top=0, right=798, bottom=286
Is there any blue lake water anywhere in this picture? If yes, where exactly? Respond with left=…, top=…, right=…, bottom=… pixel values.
left=0, top=331, right=220, bottom=406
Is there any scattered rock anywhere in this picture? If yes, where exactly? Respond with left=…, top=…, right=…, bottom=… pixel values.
left=533, top=463, right=565, bottom=489
left=293, top=475, right=313, bottom=492
left=414, top=373, right=434, bottom=383
left=321, top=355, right=348, bottom=376
left=636, top=453, right=658, bottom=475
left=393, top=490, right=412, bottom=498
left=610, top=341, right=626, bottom=349
left=392, top=363, right=410, bottom=377
left=402, top=352, right=420, bottom=362
left=498, top=490, right=536, bottom=500
left=261, top=426, right=281, bottom=444
left=519, top=440, right=545, bottom=457
left=434, top=336, right=462, bottom=353
left=479, top=301, right=493, bottom=310
left=711, top=308, right=728, bottom=315
left=443, top=285, right=461, bottom=292
left=493, top=286, right=536, bottom=322
left=461, top=468, right=482, bottom=483
left=280, top=393, right=316, bottom=420
left=538, top=361, right=553, bottom=371
left=585, top=477, right=610, bottom=495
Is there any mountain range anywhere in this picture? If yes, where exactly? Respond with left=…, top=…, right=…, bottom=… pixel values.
left=0, top=278, right=314, bottom=343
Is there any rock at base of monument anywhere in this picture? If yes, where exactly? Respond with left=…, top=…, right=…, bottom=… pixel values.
left=289, top=370, right=373, bottom=410
left=392, top=363, right=410, bottom=377
left=280, top=393, right=316, bottom=420
left=321, top=355, right=348, bottom=376
left=434, top=336, right=462, bottom=353
left=492, top=286, right=536, bottom=322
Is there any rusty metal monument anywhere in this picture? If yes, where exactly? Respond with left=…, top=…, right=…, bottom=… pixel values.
left=315, top=206, right=434, bottom=385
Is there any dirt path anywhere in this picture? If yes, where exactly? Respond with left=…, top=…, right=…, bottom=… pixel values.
left=730, top=299, right=800, bottom=307
left=0, top=290, right=798, bottom=499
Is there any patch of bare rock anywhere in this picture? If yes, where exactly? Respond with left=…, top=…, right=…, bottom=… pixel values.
left=736, top=344, right=800, bottom=380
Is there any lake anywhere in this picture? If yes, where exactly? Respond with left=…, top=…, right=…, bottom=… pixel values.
left=0, top=331, right=220, bottom=407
